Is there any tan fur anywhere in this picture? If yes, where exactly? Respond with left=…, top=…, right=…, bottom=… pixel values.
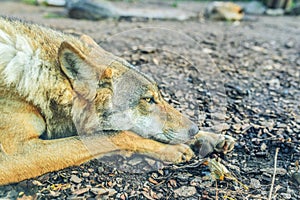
left=0, top=18, right=201, bottom=185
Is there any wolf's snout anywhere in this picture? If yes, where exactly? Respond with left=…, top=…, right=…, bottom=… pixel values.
left=188, top=124, right=199, bottom=137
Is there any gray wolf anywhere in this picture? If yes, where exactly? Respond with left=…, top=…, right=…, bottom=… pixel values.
left=0, top=18, right=233, bottom=185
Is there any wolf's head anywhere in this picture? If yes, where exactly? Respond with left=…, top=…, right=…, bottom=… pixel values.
left=58, top=35, right=198, bottom=144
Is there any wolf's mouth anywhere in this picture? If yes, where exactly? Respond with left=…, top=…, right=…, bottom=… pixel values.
left=149, top=132, right=186, bottom=145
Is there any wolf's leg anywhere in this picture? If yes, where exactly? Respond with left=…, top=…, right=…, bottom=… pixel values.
left=109, top=131, right=195, bottom=164
left=0, top=135, right=119, bottom=185
left=0, top=130, right=192, bottom=185
left=0, top=100, right=119, bottom=185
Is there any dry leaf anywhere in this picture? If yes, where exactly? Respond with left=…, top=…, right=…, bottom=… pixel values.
left=207, top=158, right=248, bottom=190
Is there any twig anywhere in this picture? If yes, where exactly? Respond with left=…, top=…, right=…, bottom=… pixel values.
left=216, top=181, right=218, bottom=200
left=268, top=148, right=279, bottom=200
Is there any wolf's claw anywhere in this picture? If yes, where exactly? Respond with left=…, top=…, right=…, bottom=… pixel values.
left=186, top=131, right=235, bottom=158
left=214, top=135, right=235, bottom=154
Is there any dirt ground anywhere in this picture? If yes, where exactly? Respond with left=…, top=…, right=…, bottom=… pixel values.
left=0, top=1, right=299, bottom=199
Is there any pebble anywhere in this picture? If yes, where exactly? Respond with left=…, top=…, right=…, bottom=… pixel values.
left=97, top=166, right=104, bottom=173
left=128, top=156, right=143, bottom=165
left=70, top=175, right=82, bottom=184
left=285, top=41, right=294, bottom=49
left=210, top=112, right=228, bottom=121
left=91, top=188, right=108, bottom=195
left=82, top=172, right=90, bottom=177
left=266, top=8, right=284, bottom=16
left=291, top=172, right=300, bottom=185
left=281, top=193, right=292, bottom=199
left=260, top=167, right=287, bottom=176
left=260, top=143, right=267, bottom=151
left=211, top=123, right=231, bottom=132
left=91, top=188, right=117, bottom=196
left=173, top=186, right=197, bottom=197
left=250, top=178, right=261, bottom=189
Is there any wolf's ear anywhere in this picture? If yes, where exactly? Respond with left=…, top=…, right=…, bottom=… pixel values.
left=80, top=35, right=99, bottom=48
left=58, top=41, right=95, bottom=82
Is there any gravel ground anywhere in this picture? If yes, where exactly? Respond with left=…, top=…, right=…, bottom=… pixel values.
left=0, top=1, right=299, bottom=199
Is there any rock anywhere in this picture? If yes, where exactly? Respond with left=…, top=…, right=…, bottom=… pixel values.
left=210, top=112, right=228, bottom=121
left=128, top=156, right=143, bottom=166
left=66, top=0, right=118, bottom=20
left=211, top=123, right=231, bottom=132
left=73, top=187, right=90, bottom=195
left=285, top=41, right=294, bottom=48
left=280, top=193, right=292, bottom=199
left=97, top=166, right=104, bottom=173
left=250, top=178, right=261, bottom=189
left=202, top=48, right=213, bottom=54
left=266, top=8, right=284, bottom=15
left=90, top=187, right=116, bottom=196
left=260, top=167, right=287, bottom=176
left=291, top=172, right=300, bottom=185
left=66, top=0, right=196, bottom=21
left=91, top=188, right=109, bottom=195
left=243, top=1, right=266, bottom=15
left=174, top=186, right=197, bottom=197
left=251, top=46, right=268, bottom=53
left=82, top=172, right=90, bottom=177
left=260, top=143, right=267, bottom=151
left=70, top=175, right=82, bottom=184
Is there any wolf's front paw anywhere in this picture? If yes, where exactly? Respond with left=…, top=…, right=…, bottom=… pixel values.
left=214, top=134, right=235, bottom=154
left=157, top=144, right=195, bottom=164
left=187, top=131, right=235, bottom=157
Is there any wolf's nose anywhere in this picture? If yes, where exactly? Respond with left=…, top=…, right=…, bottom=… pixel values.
left=188, top=124, right=199, bottom=137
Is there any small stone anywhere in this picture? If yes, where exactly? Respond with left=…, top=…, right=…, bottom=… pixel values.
left=82, top=172, right=90, bottom=177
left=91, top=188, right=109, bottom=195
left=173, top=186, right=197, bottom=197
left=128, top=156, right=143, bottom=165
left=119, top=193, right=128, bottom=200
left=251, top=46, right=267, bottom=53
left=70, top=175, right=82, bottom=184
left=250, top=178, right=261, bottom=189
left=97, top=166, right=104, bottom=173
left=244, top=1, right=266, bottom=15
left=260, top=167, right=287, bottom=176
left=211, top=123, right=230, bottom=132
left=73, top=187, right=90, bottom=195
left=291, top=172, right=300, bottom=185
left=144, top=158, right=156, bottom=166
left=107, top=189, right=117, bottom=196
left=285, top=41, right=294, bottom=48
left=266, top=8, right=284, bottom=16
left=202, top=48, right=213, bottom=54
left=210, top=112, right=228, bottom=121
left=88, top=168, right=94, bottom=173
left=152, top=57, right=159, bottom=65
left=260, top=143, right=267, bottom=151
left=232, top=123, right=242, bottom=131
left=281, top=193, right=292, bottom=199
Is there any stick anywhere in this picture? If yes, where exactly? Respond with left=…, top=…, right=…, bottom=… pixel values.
left=216, top=181, right=218, bottom=200
left=268, top=148, right=279, bottom=200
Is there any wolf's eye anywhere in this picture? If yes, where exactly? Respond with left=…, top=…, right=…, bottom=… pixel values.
left=143, top=97, right=156, bottom=104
